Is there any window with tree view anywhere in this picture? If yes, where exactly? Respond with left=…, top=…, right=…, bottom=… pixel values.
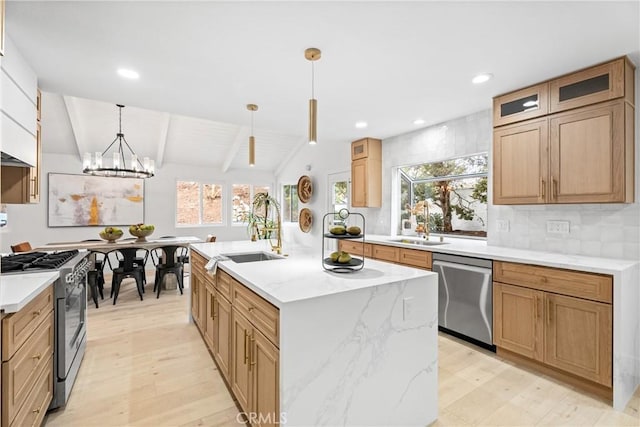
left=282, top=184, right=299, bottom=223
left=399, top=154, right=488, bottom=237
left=176, top=181, right=223, bottom=225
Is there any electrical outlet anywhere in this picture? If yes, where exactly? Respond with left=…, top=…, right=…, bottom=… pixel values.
left=546, top=220, right=570, bottom=234
left=496, top=219, right=510, bottom=232
left=403, top=297, right=414, bottom=321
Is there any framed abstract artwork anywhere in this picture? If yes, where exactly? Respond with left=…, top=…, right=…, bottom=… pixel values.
left=48, top=173, right=144, bottom=227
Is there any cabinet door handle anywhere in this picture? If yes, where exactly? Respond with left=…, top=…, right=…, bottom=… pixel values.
left=546, top=298, right=552, bottom=325
left=552, top=178, right=558, bottom=200
left=32, top=408, right=40, bottom=414
left=31, top=353, right=41, bottom=360
left=244, top=330, right=250, bottom=365
left=249, top=332, right=256, bottom=371
left=534, top=296, right=539, bottom=321
left=212, top=295, right=216, bottom=320
left=540, top=178, right=545, bottom=199
left=32, top=310, right=41, bottom=317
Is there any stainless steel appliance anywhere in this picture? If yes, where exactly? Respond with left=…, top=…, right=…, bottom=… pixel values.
left=433, top=253, right=494, bottom=349
left=1, top=250, right=90, bottom=409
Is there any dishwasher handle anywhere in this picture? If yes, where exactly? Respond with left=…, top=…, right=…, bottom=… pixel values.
left=432, top=260, right=492, bottom=275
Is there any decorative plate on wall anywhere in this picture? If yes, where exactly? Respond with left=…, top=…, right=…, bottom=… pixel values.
left=299, top=208, right=312, bottom=233
left=297, top=175, right=313, bottom=203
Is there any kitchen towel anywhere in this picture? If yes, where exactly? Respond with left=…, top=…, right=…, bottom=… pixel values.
left=204, top=255, right=228, bottom=275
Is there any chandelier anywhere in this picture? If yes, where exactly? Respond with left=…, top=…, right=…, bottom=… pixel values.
left=82, top=104, right=155, bottom=178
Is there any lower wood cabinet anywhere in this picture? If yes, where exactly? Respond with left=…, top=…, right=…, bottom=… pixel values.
left=211, top=289, right=231, bottom=382
left=544, top=293, right=612, bottom=386
left=339, top=241, right=433, bottom=270
left=191, top=251, right=280, bottom=426
left=493, top=262, right=613, bottom=390
left=494, top=282, right=544, bottom=361
left=1, top=285, right=54, bottom=427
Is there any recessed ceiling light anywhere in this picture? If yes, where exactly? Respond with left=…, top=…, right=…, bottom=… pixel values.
left=117, top=68, right=140, bottom=79
left=355, top=121, right=368, bottom=129
left=472, top=73, right=493, bottom=84
left=413, top=119, right=425, bottom=125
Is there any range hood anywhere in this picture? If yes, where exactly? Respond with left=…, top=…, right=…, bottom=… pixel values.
left=1, top=151, right=34, bottom=168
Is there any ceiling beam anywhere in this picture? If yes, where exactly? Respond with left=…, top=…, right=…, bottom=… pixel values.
left=62, top=95, right=85, bottom=160
left=222, top=126, right=249, bottom=173
left=274, top=137, right=308, bottom=177
left=155, top=113, right=171, bottom=169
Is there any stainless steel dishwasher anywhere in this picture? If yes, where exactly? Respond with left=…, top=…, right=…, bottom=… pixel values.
left=433, top=253, right=494, bottom=349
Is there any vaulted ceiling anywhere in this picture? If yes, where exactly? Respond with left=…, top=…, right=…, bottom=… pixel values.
left=7, top=1, right=640, bottom=172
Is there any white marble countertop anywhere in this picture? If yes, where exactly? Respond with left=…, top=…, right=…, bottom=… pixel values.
left=365, top=234, right=638, bottom=275
left=0, top=271, right=59, bottom=313
left=190, top=240, right=434, bottom=308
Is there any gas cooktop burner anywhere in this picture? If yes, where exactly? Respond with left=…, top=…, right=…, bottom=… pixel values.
left=1, top=250, right=80, bottom=273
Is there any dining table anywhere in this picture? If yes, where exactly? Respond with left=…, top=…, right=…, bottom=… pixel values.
left=34, top=236, right=203, bottom=297
left=34, top=236, right=203, bottom=252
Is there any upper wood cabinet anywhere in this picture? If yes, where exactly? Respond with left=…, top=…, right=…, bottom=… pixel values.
left=549, top=57, right=634, bottom=113
left=493, top=57, right=635, bottom=205
left=351, top=137, right=382, bottom=208
left=493, top=119, right=549, bottom=204
left=493, top=83, right=549, bottom=127
left=550, top=100, right=630, bottom=203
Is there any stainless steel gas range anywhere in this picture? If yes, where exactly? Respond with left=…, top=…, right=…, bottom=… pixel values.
left=1, top=249, right=90, bottom=409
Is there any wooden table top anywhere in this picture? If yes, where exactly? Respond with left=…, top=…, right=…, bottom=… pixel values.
left=34, top=236, right=203, bottom=252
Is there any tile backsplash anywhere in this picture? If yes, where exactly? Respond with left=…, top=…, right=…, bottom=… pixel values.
left=363, top=99, right=640, bottom=261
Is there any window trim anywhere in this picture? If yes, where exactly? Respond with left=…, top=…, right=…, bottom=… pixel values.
left=396, top=152, right=488, bottom=238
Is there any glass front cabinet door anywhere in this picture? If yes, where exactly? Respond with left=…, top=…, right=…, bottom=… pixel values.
left=493, top=82, right=549, bottom=127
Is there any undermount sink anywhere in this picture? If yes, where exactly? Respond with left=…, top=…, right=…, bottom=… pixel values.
left=390, top=239, right=449, bottom=246
left=222, top=251, right=284, bottom=263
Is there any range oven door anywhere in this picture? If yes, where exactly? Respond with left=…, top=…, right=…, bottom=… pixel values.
left=58, top=276, right=87, bottom=379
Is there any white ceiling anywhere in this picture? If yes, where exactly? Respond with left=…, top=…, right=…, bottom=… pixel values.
left=6, top=1, right=640, bottom=172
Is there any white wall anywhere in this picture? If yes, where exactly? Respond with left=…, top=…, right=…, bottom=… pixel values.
left=0, top=152, right=275, bottom=252
left=364, top=110, right=492, bottom=235
left=275, top=139, right=351, bottom=253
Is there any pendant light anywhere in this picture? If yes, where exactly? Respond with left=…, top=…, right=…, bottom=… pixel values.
left=82, top=104, right=154, bottom=178
left=305, top=47, right=321, bottom=145
left=247, top=104, right=258, bottom=167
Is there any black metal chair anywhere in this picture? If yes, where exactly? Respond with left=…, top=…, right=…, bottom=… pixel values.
left=151, top=245, right=185, bottom=298
left=109, top=248, right=145, bottom=304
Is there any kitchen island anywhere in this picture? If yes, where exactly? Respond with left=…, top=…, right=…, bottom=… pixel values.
left=190, top=240, right=438, bottom=426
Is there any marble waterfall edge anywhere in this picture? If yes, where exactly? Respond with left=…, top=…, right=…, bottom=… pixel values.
left=279, top=274, right=438, bottom=426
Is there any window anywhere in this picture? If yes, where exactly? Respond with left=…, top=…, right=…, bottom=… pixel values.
left=176, top=181, right=223, bottom=225
left=398, top=154, right=488, bottom=238
left=282, top=184, right=299, bottom=223
left=232, top=184, right=271, bottom=224
left=328, top=172, right=350, bottom=226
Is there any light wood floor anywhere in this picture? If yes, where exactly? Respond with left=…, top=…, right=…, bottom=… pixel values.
left=45, top=276, right=640, bottom=426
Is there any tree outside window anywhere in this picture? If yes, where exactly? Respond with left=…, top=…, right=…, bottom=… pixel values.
left=399, top=154, right=488, bottom=237
left=282, top=184, right=299, bottom=223
left=176, top=181, right=223, bottom=225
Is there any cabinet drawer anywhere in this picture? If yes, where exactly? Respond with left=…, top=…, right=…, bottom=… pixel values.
left=2, top=285, right=54, bottom=361
left=216, top=270, right=233, bottom=302
left=8, top=356, right=52, bottom=427
left=399, top=248, right=432, bottom=270
left=550, top=58, right=626, bottom=113
left=2, top=311, right=53, bottom=426
left=493, top=82, right=549, bottom=126
left=232, top=281, right=279, bottom=347
left=338, top=240, right=371, bottom=257
left=191, top=251, right=206, bottom=271
left=494, top=261, right=612, bottom=304
left=372, top=244, right=400, bottom=263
